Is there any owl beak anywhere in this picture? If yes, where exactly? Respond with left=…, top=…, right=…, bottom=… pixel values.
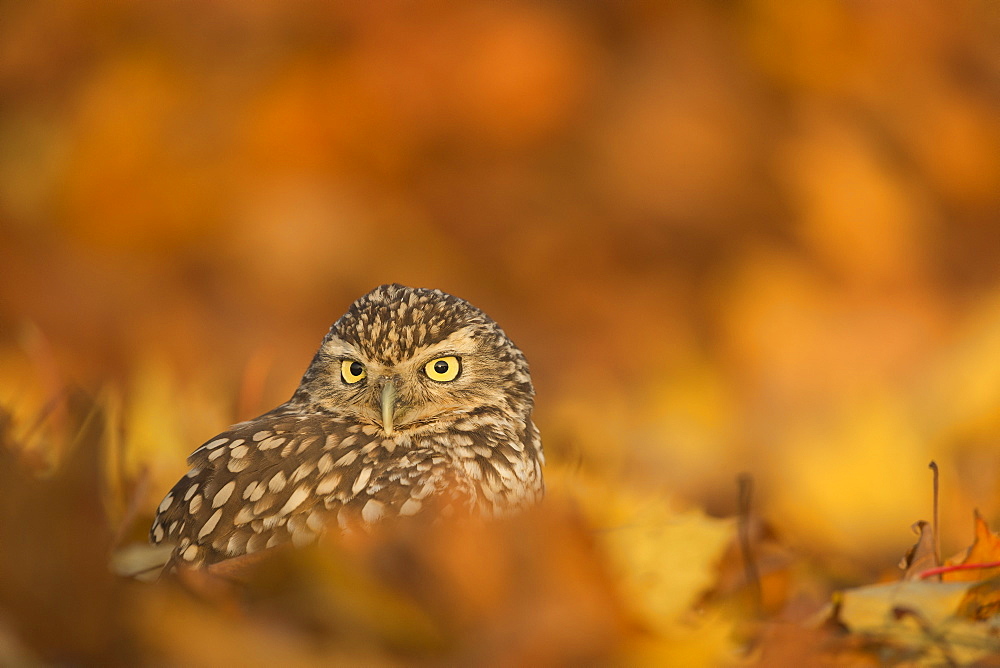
left=380, top=379, right=397, bottom=435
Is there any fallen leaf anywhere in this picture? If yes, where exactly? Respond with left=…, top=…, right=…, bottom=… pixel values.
left=942, top=511, right=1000, bottom=583
left=838, top=581, right=971, bottom=632
left=956, top=576, right=1000, bottom=621
left=600, top=504, right=734, bottom=630
left=900, top=520, right=939, bottom=581
left=834, top=580, right=1000, bottom=664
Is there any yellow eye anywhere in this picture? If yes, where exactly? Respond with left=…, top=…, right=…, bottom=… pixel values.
left=341, top=359, right=366, bottom=384
left=424, top=356, right=461, bottom=382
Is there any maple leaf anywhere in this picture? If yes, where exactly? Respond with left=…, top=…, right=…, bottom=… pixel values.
left=940, top=511, right=1000, bottom=583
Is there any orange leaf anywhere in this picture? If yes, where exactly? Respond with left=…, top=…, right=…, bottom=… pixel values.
left=942, top=511, right=1000, bottom=583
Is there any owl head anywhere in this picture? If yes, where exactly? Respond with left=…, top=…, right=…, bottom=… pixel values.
left=294, top=284, right=534, bottom=436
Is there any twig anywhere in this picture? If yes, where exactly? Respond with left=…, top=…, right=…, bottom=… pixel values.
left=929, top=461, right=940, bottom=566
left=738, top=473, right=763, bottom=615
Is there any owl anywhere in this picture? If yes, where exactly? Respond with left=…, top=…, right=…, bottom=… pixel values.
left=150, top=284, right=544, bottom=568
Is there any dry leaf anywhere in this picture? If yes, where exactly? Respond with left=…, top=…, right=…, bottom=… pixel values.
left=900, top=520, right=939, bottom=581
left=956, top=576, right=1000, bottom=621
left=941, top=511, right=1000, bottom=583
left=833, top=581, right=999, bottom=664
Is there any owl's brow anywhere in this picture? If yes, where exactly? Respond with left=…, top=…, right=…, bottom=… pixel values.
left=319, top=320, right=490, bottom=370
left=412, top=327, right=482, bottom=357
left=319, top=336, right=361, bottom=359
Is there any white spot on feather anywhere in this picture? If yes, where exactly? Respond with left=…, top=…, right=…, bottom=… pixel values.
left=296, top=436, right=317, bottom=455
left=198, top=509, right=223, bottom=539
left=226, top=533, right=247, bottom=555
left=213, top=481, right=236, bottom=508
left=399, top=498, right=422, bottom=516
left=234, top=506, right=254, bottom=526
left=268, top=471, right=287, bottom=493
left=306, top=510, right=327, bottom=533
left=259, top=436, right=286, bottom=451
left=362, top=499, right=385, bottom=524
left=278, top=485, right=310, bottom=516
left=316, top=474, right=341, bottom=495
left=157, top=494, right=173, bottom=514
left=246, top=534, right=266, bottom=553
left=290, top=461, right=315, bottom=483
left=335, top=450, right=358, bottom=466
left=463, top=459, right=483, bottom=480
left=228, top=458, right=250, bottom=473
left=352, top=467, right=373, bottom=494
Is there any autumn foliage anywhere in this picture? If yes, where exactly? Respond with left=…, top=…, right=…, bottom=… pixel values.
left=2, top=1, right=1000, bottom=664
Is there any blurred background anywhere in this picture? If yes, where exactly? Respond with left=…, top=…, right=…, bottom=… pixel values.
left=2, top=0, right=1000, bottom=579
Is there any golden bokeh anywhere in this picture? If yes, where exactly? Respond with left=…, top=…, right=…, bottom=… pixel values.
left=1, top=1, right=999, bottom=662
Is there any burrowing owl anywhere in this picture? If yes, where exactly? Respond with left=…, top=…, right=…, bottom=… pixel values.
left=150, top=284, right=544, bottom=567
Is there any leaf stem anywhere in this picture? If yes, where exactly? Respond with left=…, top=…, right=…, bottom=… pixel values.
left=918, top=561, right=1000, bottom=579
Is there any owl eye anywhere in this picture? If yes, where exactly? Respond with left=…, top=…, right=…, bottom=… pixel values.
left=424, top=356, right=461, bottom=382
left=341, top=359, right=367, bottom=384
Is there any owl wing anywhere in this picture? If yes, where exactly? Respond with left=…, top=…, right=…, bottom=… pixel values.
left=149, top=406, right=427, bottom=568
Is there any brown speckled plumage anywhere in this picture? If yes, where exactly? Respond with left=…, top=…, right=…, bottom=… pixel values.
left=151, top=284, right=544, bottom=568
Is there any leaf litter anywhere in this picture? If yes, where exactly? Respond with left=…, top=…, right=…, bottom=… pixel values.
left=4, top=386, right=1000, bottom=665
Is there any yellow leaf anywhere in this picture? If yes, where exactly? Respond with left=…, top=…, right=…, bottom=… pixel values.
left=601, top=502, right=734, bottom=629
left=836, top=580, right=1000, bottom=664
